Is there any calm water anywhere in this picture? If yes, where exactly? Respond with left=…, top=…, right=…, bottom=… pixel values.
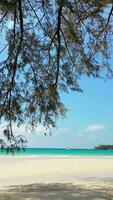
left=0, top=148, right=113, bottom=156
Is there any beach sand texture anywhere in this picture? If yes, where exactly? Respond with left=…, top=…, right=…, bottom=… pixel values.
left=0, top=156, right=113, bottom=199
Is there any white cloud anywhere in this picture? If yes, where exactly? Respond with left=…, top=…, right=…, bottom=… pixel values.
left=84, top=124, right=106, bottom=133
left=75, top=123, right=106, bottom=145
left=75, top=123, right=106, bottom=140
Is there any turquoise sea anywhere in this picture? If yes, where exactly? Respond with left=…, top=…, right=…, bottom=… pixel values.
left=0, top=148, right=113, bottom=156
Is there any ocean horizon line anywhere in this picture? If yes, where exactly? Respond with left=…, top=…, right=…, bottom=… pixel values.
left=0, top=148, right=113, bottom=156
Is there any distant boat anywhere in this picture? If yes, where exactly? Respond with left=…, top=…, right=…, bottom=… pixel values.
left=65, top=146, right=71, bottom=150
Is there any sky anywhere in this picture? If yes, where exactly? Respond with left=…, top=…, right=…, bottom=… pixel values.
left=25, top=76, right=113, bottom=149
left=1, top=75, right=112, bottom=149
left=1, top=19, right=113, bottom=149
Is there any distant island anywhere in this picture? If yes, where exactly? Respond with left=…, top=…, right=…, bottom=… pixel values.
left=95, top=145, right=113, bottom=150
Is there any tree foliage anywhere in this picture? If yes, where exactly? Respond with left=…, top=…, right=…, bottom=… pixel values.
left=0, top=0, right=113, bottom=150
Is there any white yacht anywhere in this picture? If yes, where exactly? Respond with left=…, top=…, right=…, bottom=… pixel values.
left=65, top=146, right=71, bottom=150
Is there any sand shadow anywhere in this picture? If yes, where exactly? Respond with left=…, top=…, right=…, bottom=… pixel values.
left=0, top=182, right=113, bottom=200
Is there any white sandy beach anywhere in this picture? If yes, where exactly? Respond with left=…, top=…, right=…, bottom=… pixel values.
left=0, top=156, right=113, bottom=199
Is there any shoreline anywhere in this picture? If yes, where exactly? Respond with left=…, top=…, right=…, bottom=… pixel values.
left=0, top=154, right=113, bottom=159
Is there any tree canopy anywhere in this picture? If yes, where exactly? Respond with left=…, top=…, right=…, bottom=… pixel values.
left=0, top=0, right=113, bottom=151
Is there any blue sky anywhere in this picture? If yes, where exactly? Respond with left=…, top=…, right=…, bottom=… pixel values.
left=22, top=76, right=113, bottom=148
left=0, top=55, right=113, bottom=148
